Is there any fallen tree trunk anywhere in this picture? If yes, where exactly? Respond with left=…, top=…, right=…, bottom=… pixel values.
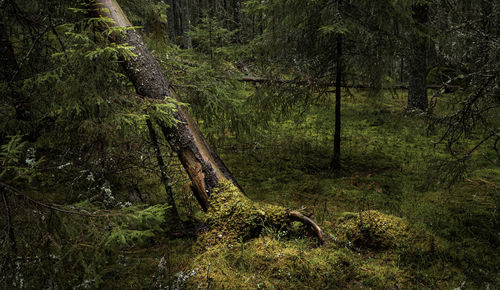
left=241, top=76, right=456, bottom=91
left=94, top=0, right=324, bottom=243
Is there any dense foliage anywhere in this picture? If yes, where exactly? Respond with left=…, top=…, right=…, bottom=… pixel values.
left=0, top=0, right=498, bottom=288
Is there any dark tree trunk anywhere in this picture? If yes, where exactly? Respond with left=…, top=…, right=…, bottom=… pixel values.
left=180, top=0, right=192, bottom=48
left=0, top=14, right=30, bottom=123
left=400, top=54, right=404, bottom=83
left=166, top=0, right=176, bottom=41
left=2, top=190, right=17, bottom=255
left=369, top=36, right=383, bottom=97
left=0, top=18, right=17, bottom=81
left=95, top=0, right=241, bottom=211
left=407, top=4, right=429, bottom=111
left=146, top=119, right=179, bottom=218
left=232, top=0, right=241, bottom=42
left=331, top=29, right=342, bottom=169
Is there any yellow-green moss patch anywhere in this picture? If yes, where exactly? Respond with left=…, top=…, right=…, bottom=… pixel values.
left=333, top=210, right=438, bottom=252
left=187, top=235, right=414, bottom=289
left=197, top=180, right=288, bottom=249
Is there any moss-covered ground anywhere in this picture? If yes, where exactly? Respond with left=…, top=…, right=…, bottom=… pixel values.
left=107, top=91, right=497, bottom=288
left=196, top=90, right=498, bottom=289
left=8, top=90, right=497, bottom=289
left=77, top=89, right=494, bottom=289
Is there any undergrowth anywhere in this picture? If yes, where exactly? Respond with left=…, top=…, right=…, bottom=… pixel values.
left=2, top=87, right=497, bottom=288
left=213, top=90, right=499, bottom=288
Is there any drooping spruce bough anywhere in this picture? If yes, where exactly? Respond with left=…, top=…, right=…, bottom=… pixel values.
left=93, top=0, right=324, bottom=243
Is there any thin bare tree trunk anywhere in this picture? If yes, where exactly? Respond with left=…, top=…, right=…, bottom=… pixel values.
left=2, top=189, right=17, bottom=255
left=180, top=0, right=192, bottom=48
left=146, top=118, right=179, bottom=218
left=407, top=4, right=429, bottom=111
left=331, top=25, right=342, bottom=169
left=166, top=0, right=176, bottom=42
left=0, top=17, right=17, bottom=81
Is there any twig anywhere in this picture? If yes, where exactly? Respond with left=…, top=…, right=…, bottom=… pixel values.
left=9, top=22, right=50, bottom=82
left=0, top=181, right=120, bottom=217
left=1, top=187, right=17, bottom=255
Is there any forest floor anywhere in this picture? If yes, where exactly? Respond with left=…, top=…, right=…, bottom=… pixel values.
left=130, top=90, right=498, bottom=289
left=7, top=90, right=497, bottom=289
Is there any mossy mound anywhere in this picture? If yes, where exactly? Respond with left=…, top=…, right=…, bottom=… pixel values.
left=196, top=181, right=289, bottom=249
left=177, top=208, right=458, bottom=288
left=333, top=210, right=437, bottom=252
left=186, top=236, right=411, bottom=289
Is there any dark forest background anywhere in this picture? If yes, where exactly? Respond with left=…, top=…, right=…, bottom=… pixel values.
left=0, top=0, right=498, bottom=288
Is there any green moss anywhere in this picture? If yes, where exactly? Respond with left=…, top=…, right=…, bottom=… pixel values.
left=187, top=235, right=419, bottom=289
left=188, top=189, right=445, bottom=288
left=333, top=210, right=437, bottom=253
left=197, top=180, right=288, bottom=249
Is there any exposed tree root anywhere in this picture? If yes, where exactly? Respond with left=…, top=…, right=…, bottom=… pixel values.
left=288, top=211, right=324, bottom=243
left=194, top=181, right=324, bottom=250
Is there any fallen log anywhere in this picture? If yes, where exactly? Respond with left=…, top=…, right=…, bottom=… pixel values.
left=241, top=76, right=457, bottom=91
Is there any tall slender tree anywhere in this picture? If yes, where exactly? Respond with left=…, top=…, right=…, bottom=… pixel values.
left=180, top=0, right=192, bottom=48
left=146, top=118, right=179, bottom=218
left=166, top=0, right=177, bottom=41
left=407, top=3, right=429, bottom=111
left=331, top=1, right=343, bottom=169
left=0, top=15, right=17, bottom=81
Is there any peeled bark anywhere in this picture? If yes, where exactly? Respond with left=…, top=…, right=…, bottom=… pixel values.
left=93, top=0, right=324, bottom=242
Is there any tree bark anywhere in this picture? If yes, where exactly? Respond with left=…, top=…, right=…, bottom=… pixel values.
left=407, top=3, right=429, bottom=111
left=146, top=118, right=179, bottom=218
left=331, top=28, right=342, bottom=169
left=95, top=0, right=240, bottom=211
left=0, top=17, right=17, bottom=82
left=180, top=0, right=192, bottom=48
left=2, top=189, right=17, bottom=255
left=166, top=0, right=176, bottom=42
left=93, top=0, right=324, bottom=242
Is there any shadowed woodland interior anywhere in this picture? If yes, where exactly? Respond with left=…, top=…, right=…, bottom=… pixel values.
left=0, top=0, right=498, bottom=288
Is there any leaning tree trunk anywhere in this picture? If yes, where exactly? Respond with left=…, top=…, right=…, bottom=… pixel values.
left=94, top=0, right=324, bottom=243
